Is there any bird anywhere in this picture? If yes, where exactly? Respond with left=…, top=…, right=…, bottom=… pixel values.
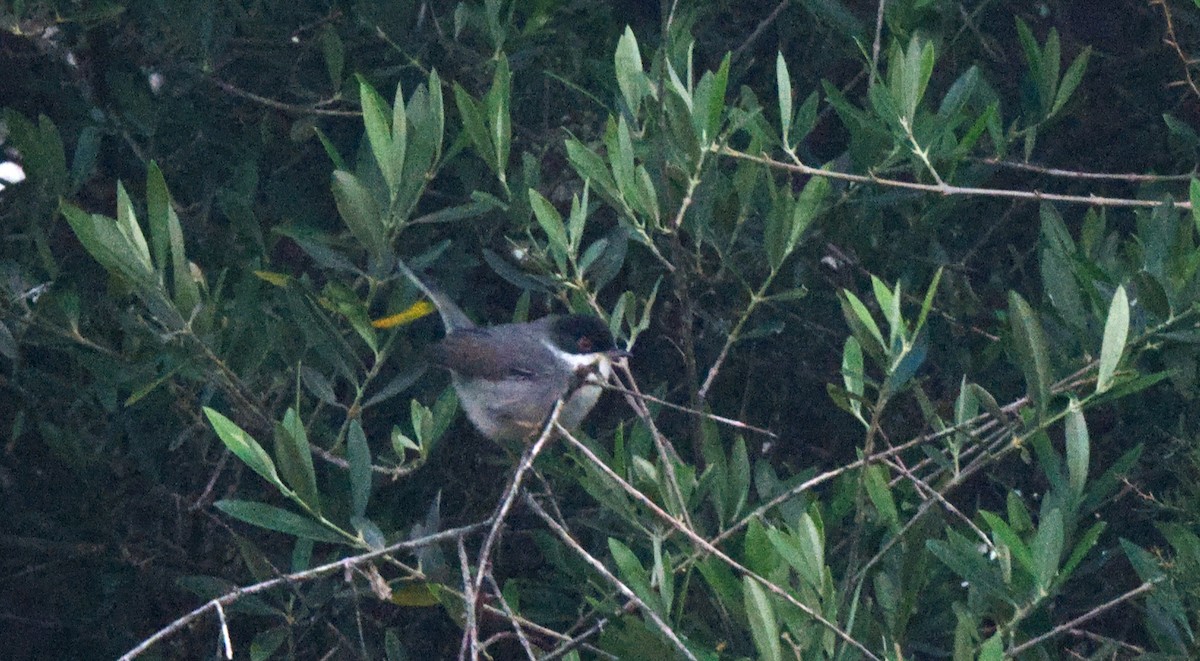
left=396, top=261, right=628, bottom=442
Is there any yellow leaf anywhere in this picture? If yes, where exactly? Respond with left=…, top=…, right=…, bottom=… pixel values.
left=373, top=300, right=437, bottom=329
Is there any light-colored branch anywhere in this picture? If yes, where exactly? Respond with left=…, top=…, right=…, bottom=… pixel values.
left=118, top=521, right=491, bottom=660
left=1007, top=581, right=1157, bottom=656
left=463, top=399, right=565, bottom=659
left=558, top=425, right=881, bottom=660
left=719, top=147, right=1195, bottom=211
left=525, top=492, right=699, bottom=661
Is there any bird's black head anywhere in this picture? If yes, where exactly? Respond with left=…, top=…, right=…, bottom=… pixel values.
left=548, top=315, right=620, bottom=355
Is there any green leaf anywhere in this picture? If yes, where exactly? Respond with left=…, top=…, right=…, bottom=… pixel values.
left=274, top=408, right=320, bottom=513
left=1060, top=521, right=1104, bottom=581
left=1064, top=398, right=1089, bottom=501
left=764, top=192, right=791, bottom=271
left=1191, top=179, right=1200, bottom=235
left=565, top=139, right=622, bottom=209
left=1051, top=46, right=1090, bottom=117
left=978, top=633, right=1004, bottom=661
left=692, top=53, right=729, bottom=143
left=204, top=408, right=284, bottom=490
left=743, top=577, right=782, bottom=661
left=872, top=275, right=902, bottom=348
left=145, top=162, right=170, bottom=280
left=347, top=419, right=371, bottom=519
left=250, top=626, right=289, bottom=661
left=331, top=170, right=386, bottom=253
left=610, top=116, right=640, bottom=215
left=1097, top=285, right=1129, bottom=394
left=915, top=267, right=943, bottom=335
left=146, top=165, right=202, bottom=316
left=842, top=290, right=886, bottom=356
left=609, top=538, right=660, bottom=613
left=115, top=181, right=153, bottom=274
left=454, top=84, right=491, bottom=170
left=1039, top=203, right=1087, bottom=330
left=729, top=436, right=750, bottom=520
left=864, top=464, right=899, bottom=529
left=319, top=25, right=344, bottom=88
left=484, top=55, right=512, bottom=183
left=928, top=531, right=1015, bottom=605
left=390, top=81, right=408, bottom=191
left=1031, top=507, right=1063, bottom=593
left=358, top=76, right=398, bottom=192
left=614, top=27, right=646, bottom=113
left=842, top=336, right=866, bottom=425
left=529, top=189, right=569, bottom=271
left=215, top=500, right=345, bottom=543
left=767, top=515, right=824, bottom=589
left=979, top=510, right=1034, bottom=576
left=790, top=173, right=828, bottom=253
left=394, top=72, right=444, bottom=221
left=776, top=52, right=792, bottom=148
left=1007, top=292, right=1052, bottom=419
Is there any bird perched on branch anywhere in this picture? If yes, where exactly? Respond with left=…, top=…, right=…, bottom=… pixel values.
left=397, top=261, right=628, bottom=442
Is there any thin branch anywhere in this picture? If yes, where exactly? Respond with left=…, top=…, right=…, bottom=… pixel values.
left=464, top=399, right=565, bottom=659
left=603, top=381, right=778, bottom=438
left=209, top=77, right=361, bottom=117
left=974, top=157, right=1197, bottom=182
left=869, top=0, right=888, bottom=87
left=719, top=147, right=1195, bottom=211
left=557, top=425, right=881, bottom=660
left=485, top=574, right=539, bottom=660
left=1007, top=581, right=1158, bottom=656
left=1150, top=0, right=1200, bottom=100
left=118, top=521, right=490, bottom=660
left=731, top=0, right=790, bottom=63
left=525, top=493, right=699, bottom=661
left=458, top=537, right=479, bottom=661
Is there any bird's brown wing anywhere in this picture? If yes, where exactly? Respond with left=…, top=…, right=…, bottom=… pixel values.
left=429, top=328, right=545, bottom=380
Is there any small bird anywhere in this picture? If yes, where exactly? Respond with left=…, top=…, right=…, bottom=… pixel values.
left=397, top=261, right=628, bottom=442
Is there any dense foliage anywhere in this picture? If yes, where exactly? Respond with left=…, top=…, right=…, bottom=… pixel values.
left=4, top=0, right=1200, bottom=659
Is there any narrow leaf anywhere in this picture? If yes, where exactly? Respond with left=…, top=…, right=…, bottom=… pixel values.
left=1096, top=285, right=1129, bottom=394
left=205, top=408, right=284, bottom=490
left=215, top=500, right=344, bottom=543
left=331, top=170, right=386, bottom=253
left=357, top=76, right=397, bottom=190
left=614, top=27, right=646, bottom=113
left=776, top=52, right=792, bottom=148
left=348, top=419, right=371, bottom=519
left=529, top=189, right=569, bottom=271
left=1008, top=292, right=1052, bottom=418
left=743, top=577, right=782, bottom=661
left=1064, top=398, right=1089, bottom=500
left=1031, top=507, right=1064, bottom=593
left=275, top=409, right=320, bottom=512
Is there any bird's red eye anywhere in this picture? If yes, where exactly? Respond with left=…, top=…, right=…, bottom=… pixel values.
left=577, top=337, right=594, bottom=352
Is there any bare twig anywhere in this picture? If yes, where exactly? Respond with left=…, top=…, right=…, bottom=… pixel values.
left=974, top=157, right=1197, bottom=182
left=1007, top=581, right=1158, bottom=656
left=458, top=537, right=479, bottom=661
left=1150, top=0, right=1200, bottom=100
left=525, top=493, right=700, bottom=661
left=731, top=0, right=790, bottom=63
left=869, top=0, right=888, bottom=87
left=603, top=381, right=778, bottom=438
left=464, top=399, right=564, bottom=659
left=557, top=425, right=881, bottom=660
left=209, top=77, right=360, bottom=117
left=719, top=147, right=1195, bottom=210
left=118, top=521, right=490, bottom=660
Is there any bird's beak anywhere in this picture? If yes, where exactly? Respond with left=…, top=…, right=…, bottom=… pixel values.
left=606, top=349, right=632, bottom=363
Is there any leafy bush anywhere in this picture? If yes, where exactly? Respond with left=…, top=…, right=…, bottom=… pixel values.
left=4, top=1, right=1200, bottom=659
